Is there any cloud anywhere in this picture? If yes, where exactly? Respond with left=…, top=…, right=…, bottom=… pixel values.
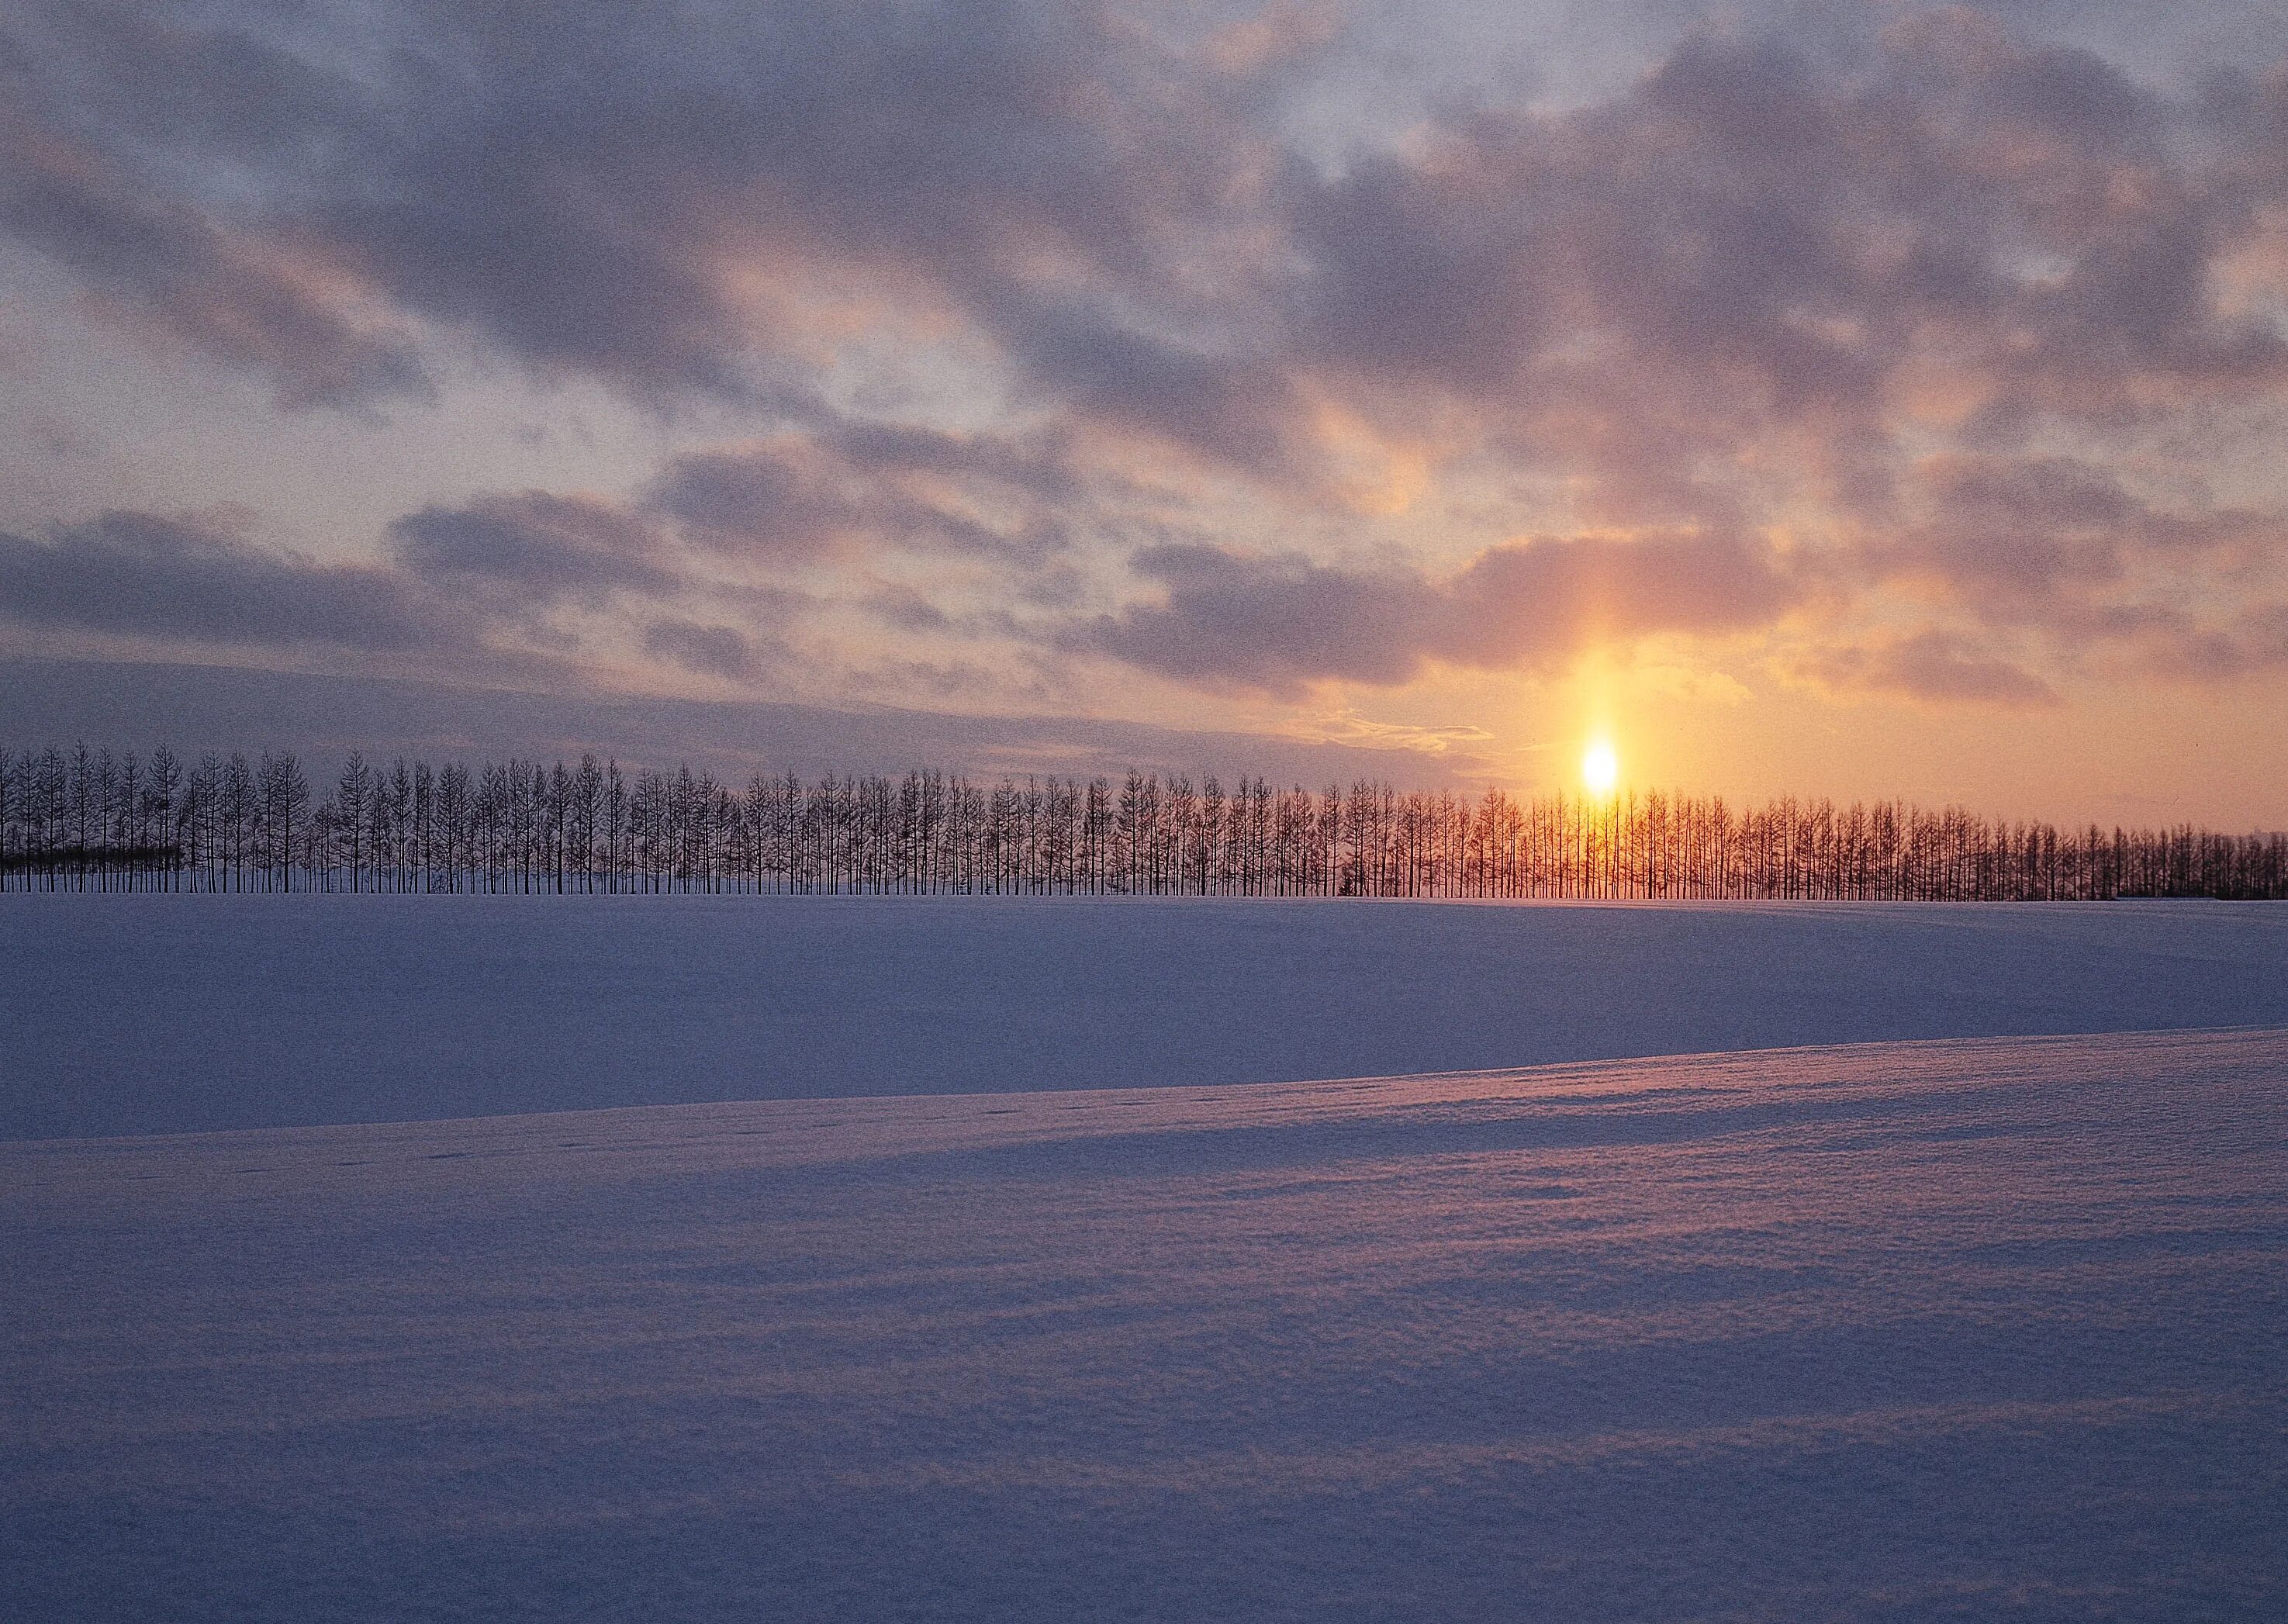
left=645, top=418, right=1084, bottom=564
left=1868, top=454, right=2151, bottom=598
left=1, top=2, right=2285, bottom=722
left=0, top=113, right=429, bottom=409
left=1799, top=629, right=2062, bottom=707
left=645, top=446, right=862, bottom=561
left=0, top=510, right=440, bottom=651
left=2, top=0, right=1276, bottom=411
left=642, top=617, right=763, bottom=679
left=1073, top=530, right=1799, bottom=693
left=1845, top=452, right=2288, bottom=683
left=1280, top=18, right=2288, bottom=521
left=1077, top=544, right=1435, bottom=689
left=0, top=655, right=1512, bottom=790
left=389, top=492, right=680, bottom=610
left=0, top=423, right=1115, bottom=699
left=2133, top=603, right=2288, bottom=679
left=6, top=2, right=2284, bottom=455
left=0, top=499, right=818, bottom=689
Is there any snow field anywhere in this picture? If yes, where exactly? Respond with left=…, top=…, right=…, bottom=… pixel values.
left=8, top=892, right=2288, bottom=1138
left=5, top=1028, right=2285, bottom=1621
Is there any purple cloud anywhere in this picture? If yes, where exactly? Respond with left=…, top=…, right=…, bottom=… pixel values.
left=1075, top=530, right=1800, bottom=693
left=389, top=492, right=680, bottom=610
left=1, top=2, right=2284, bottom=720
left=0, top=510, right=438, bottom=651
left=1800, top=630, right=2062, bottom=707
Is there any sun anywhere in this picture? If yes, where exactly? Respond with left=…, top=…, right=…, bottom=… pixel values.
left=1582, top=739, right=1619, bottom=797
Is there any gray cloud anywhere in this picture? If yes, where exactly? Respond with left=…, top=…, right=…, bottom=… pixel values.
left=1801, top=630, right=2062, bottom=707
left=389, top=492, right=680, bottom=610
left=1878, top=454, right=2151, bottom=596
left=0, top=510, right=439, bottom=651
left=1076, top=530, right=1800, bottom=693
left=1855, top=454, right=2288, bottom=674
left=1080, top=545, right=1434, bottom=689
left=642, top=617, right=763, bottom=680
left=645, top=421, right=1079, bottom=562
left=0, top=655, right=1506, bottom=790
left=0, top=500, right=821, bottom=691
left=1285, top=17, right=2288, bottom=520
left=647, top=448, right=862, bottom=561
left=7, top=2, right=2283, bottom=455
left=2, top=0, right=1274, bottom=409
left=2, top=2, right=2285, bottom=716
left=2134, top=603, right=2288, bottom=680
left=0, top=112, right=432, bottom=409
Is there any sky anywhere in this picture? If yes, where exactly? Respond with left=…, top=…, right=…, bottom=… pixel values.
left=2, top=0, right=2286, bottom=824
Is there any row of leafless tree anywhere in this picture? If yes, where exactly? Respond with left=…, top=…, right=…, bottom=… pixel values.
left=5, top=742, right=2285, bottom=900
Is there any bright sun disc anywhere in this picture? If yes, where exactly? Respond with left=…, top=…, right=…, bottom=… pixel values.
left=1582, top=740, right=1618, bottom=796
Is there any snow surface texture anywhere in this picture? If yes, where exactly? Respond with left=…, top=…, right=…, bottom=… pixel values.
left=5, top=1028, right=2285, bottom=1621
left=7, top=894, right=2288, bottom=1138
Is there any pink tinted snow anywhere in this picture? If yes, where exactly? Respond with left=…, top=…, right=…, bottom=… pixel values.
left=4, top=1028, right=2284, bottom=1619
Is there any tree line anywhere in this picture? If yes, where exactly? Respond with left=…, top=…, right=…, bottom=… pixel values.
left=4, top=741, right=2284, bottom=901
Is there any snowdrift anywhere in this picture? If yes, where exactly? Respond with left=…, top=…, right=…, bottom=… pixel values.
left=5, top=1028, right=2284, bottom=1621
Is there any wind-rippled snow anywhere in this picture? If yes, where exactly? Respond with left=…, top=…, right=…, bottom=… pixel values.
left=5, top=1028, right=2286, bottom=1621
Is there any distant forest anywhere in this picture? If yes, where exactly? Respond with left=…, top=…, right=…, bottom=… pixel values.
left=4, top=743, right=2285, bottom=900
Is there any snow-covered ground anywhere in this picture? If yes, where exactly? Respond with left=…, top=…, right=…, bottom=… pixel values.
left=7, top=893, right=2288, bottom=1137
left=5, top=1028, right=2284, bottom=1621
left=7, top=899, right=2286, bottom=1616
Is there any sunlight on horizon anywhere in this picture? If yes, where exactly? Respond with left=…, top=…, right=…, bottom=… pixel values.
left=1583, top=738, right=1619, bottom=796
